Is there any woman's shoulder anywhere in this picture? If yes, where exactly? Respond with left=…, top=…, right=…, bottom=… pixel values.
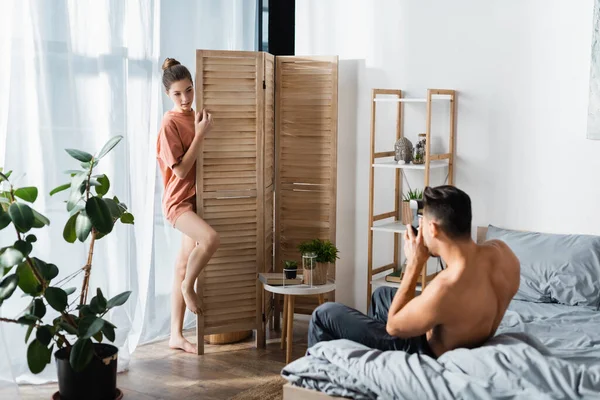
left=159, top=112, right=179, bottom=132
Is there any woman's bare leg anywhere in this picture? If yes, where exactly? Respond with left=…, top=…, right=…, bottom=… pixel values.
left=174, top=211, right=220, bottom=314
left=169, top=234, right=197, bottom=353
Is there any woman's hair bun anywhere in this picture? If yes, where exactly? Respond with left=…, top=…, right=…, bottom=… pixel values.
left=162, top=58, right=181, bottom=71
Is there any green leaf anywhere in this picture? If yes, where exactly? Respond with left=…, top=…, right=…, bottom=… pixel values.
left=0, top=171, right=8, bottom=182
left=65, top=149, right=93, bottom=163
left=50, top=183, right=71, bottom=196
left=66, top=190, right=83, bottom=212
left=27, top=339, right=52, bottom=374
left=80, top=160, right=99, bottom=169
left=67, top=172, right=87, bottom=212
left=64, top=170, right=84, bottom=176
left=107, top=291, right=131, bottom=309
left=93, top=330, right=103, bottom=343
left=75, top=212, right=93, bottom=242
left=31, top=298, right=46, bottom=319
left=95, top=175, right=110, bottom=197
left=96, top=136, right=123, bottom=160
left=69, top=204, right=85, bottom=217
left=8, top=202, right=35, bottom=233
left=120, top=212, right=134, bottom=225
left=96, top=288, right=107, bottom=310
left=13, top=240, right=32, bottom=257
left=64, top=287, right=76, bottom=296
left=17, top=315, right=40, bottom=326
left=102, top=198, right=121, bottom=220
left=0, top=274, right=19, bottom=301
left=0, top=207, right=12, bottom=230
left=85, top=197, right=113, bottom=234
left=58, top=321, right=78, bottom=335
left=16, top=261, right=42, bottom=296
left=89, top=297, right=103, bottom=314
left=25, top=234, right=37, bottom=243
left=14, top=187, right=38, bottom=203
left=31, top=209, right=50, bottom=228
left=36, top=258, right=58, bottom=281
left=25, top=324, right=35, bottom=343
left=63, top=213, right=78, bottom=243
left=70, top=338, right=94, bottom=372
left=78, top=316, right=104, bottom=339
left=0, top=247, right=24, bottom=268
left=101, top=322, right=116, bottom=342
left=36, top=325, right=53, bottom=346
left=79, top=305, right=95, bottom=318
left=45, top=287, right=68, bottom=312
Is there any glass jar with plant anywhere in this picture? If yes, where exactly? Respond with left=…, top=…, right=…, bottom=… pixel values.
left=283, top=260, right=298, bottom=279
left=0, top=136, right=134, bottom=400
left=297, top=239, right=339, bottom=285
left=413, top=133, right=426, bottom=165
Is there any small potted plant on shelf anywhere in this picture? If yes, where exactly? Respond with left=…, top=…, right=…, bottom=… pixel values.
left=0, top=136, right=134, bottom=400
left=283, top=260, right=298, bottom=279
left=402, top=188, right=423, bottom=225
left=297, top=239, right=339, bottom=285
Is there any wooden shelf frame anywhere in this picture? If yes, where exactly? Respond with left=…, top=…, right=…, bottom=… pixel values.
left=367, top=88, right=457, bottom=310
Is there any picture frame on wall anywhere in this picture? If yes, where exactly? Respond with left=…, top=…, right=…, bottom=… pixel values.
left=587, top=0, right=600, bottom=140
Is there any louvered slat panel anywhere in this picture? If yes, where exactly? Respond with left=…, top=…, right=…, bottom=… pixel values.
left=275, top=56, right=338, bottom=312
left=196, top=50, right=262, bottom=352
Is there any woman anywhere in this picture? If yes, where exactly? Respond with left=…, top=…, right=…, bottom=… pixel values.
left=156, top=58, right=220, bottom=353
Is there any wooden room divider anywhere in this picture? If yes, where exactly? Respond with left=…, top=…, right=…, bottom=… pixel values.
left=195, top=50, right=338, bottom=355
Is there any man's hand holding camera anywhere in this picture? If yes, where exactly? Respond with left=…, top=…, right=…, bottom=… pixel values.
left=404, top=219, right=430, bottom=272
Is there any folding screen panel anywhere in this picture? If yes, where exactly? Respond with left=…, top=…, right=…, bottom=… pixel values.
left=195, top=50, right=269, bottom=353
left=274, top=56, right=339, bottom=313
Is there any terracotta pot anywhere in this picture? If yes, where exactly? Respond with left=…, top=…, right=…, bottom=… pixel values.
left=303, top=263, right=328, bottom=285
left=401, top=202, right=413, bottom=225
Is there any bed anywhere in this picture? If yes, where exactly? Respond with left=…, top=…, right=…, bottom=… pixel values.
left=281, top=225, right=600, bottom=399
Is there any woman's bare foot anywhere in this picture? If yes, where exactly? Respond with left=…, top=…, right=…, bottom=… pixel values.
left=181, top=281, right=200, bottom=314
left=169, top=336, right=198, bottom=354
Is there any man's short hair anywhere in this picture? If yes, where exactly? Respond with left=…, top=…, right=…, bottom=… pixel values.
left=423, top=185, right=472, bottom=239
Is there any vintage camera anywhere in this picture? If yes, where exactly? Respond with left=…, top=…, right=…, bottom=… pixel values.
left=409, top=199, right=424, bottom=236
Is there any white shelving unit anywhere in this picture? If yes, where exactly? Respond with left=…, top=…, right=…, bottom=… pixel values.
left=366, top=88, right=457, bottom=310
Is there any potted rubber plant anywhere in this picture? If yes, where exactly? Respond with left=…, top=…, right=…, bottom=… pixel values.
left=0, top=136, right=134, bottom=400
left=402, top=188, right=423, bottom=225
left=283, top=260, right=298, bottom=279
left=297, top=239, right=339, bottom=285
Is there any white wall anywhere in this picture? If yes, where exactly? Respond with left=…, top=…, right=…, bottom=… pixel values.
left=296, top=0, right=600, bottom=312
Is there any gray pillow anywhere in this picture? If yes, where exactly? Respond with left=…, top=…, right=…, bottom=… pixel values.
left=485, top=225, right=600, bottom=308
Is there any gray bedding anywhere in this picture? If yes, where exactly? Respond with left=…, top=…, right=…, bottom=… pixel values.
left=281, top=300, right=600, bottom=399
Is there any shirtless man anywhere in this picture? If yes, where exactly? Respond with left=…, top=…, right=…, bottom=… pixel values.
left=308, top=185, right=520, bottom=358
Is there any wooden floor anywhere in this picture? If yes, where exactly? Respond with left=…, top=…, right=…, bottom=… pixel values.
left=18, top=317, right=309, bottom=400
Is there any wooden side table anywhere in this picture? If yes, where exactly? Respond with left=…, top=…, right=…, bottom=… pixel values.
left=261, top=281, right=336, bottom=364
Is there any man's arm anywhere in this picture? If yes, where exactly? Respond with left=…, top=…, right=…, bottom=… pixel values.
left=386, top=276, right=446, bottom=338
left=386, top=221, right=442, bottom=338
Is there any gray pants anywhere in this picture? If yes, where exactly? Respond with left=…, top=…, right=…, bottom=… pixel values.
left=308, top=286, right=435, bottom=357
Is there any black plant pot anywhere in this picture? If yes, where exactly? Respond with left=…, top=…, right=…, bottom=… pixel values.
left=54, top=343, right=119, bottom=400
left=283, top=269, right=297, bottom=279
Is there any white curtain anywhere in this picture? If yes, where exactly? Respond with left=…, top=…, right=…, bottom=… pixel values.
left=0, top=0, right=257, bottom=386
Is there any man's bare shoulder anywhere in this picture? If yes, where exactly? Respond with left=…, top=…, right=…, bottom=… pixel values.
left=480, top=239, right=520, bottom=279
left=481, top=240, right=518, bottom=261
